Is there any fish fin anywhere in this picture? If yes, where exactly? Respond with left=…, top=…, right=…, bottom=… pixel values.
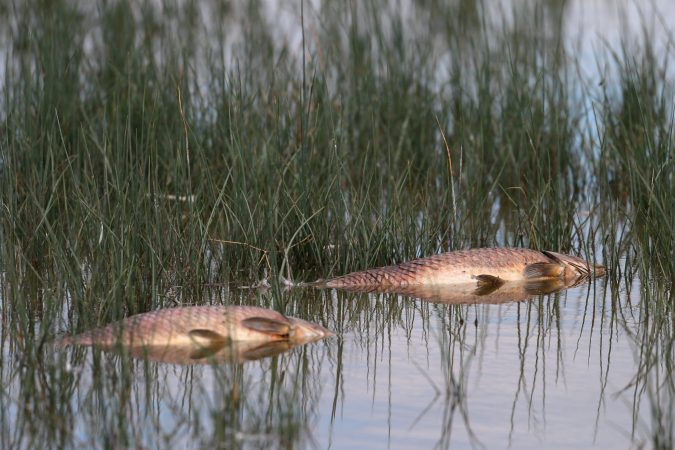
left=241, top=341, right=293, bottom=361
left=472, top=274, right=505, bottom=295
left=540, top=250, right=562, bottom=263
left=241, top=317, right=291, bottom=336
left=523, top=279, right=567, bottom=295
left=188, top=329, right=228, bottom=346
left=524, top=263, right=564, bottom=279
left=473, top=274, right=504, bottom=286
left=189, top=343, right=226, bottom=360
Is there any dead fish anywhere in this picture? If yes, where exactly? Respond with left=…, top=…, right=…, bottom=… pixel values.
left=333, top=277, right=576, bottom=305
left=322, top=248, right=605, bottom=289
left=59, top=306, right=332, bottom=350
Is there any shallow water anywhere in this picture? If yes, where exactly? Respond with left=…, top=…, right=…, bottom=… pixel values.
left=0, top=0, right=673, bottom=448
left=2, top=276, right=669, bottom=449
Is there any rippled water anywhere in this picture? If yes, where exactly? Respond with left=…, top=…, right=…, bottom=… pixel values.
left=2, top=275, right=666, bottom=449
left=317, top=282, right=646, bottom=449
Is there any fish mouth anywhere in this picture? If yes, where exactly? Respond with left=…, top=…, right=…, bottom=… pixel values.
left=305, top=324, right=333, bottom=340
left=289, top=318, right=333, bottom=342
left=592, top=264, right=606, bottom=277
left=544, top=251, right=606, bottom=280
left=573, top=261, right=606, bottom=279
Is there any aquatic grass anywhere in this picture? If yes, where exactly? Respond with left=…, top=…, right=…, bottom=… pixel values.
left=616, top=280, right=674, bottom=449
left=595, top=28, right=675, bottom=280
left=1, top=0, right=629, bottom=302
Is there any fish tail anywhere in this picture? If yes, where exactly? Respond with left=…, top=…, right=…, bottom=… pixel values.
left=55, top=336, right=71, bottom=347
left=57, top=334, right=90, bottom=347
left=325, top=265, right=419, bottom=287
left=58, top=327, right=108, bottom=347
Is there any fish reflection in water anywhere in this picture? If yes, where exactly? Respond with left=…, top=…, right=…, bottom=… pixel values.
left=59, top=306, right=332, bottom=364
left=329, top=277, right=587, bottom=304
left=109, top=340, right=304, bottom=365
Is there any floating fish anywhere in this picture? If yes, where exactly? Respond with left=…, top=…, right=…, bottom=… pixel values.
left=59, top=306, right=332, bottom=363
left=322, top=248, right=605, bottom=289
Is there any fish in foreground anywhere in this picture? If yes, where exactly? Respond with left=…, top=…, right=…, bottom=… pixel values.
left=322, top=248, right=605, bottom=289
left=59, top=306, right=332, bottom=353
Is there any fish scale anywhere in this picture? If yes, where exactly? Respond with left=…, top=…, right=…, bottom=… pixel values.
left=324, top=248, right=603, bottom=287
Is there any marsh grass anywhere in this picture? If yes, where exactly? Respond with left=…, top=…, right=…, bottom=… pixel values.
left=0, top=0, right=673, bottom=448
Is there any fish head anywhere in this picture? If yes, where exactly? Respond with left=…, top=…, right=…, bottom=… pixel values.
left=287, top=317, right=333, bottom=343
left=544, top=251, right=606, bottom=281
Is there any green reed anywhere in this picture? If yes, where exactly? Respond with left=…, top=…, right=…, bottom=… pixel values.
left=4, top=0, right=670, bottom=308
left=599, top=40, right=674, bottom=280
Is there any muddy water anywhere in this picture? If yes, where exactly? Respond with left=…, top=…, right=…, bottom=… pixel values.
left=2, top=276, right=664, bottom=449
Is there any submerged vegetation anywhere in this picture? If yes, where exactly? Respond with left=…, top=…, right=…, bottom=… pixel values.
left=0, top=0, right=672, bottom=448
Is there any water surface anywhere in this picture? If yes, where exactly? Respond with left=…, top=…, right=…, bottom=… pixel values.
left=2, top=276, right=667, bottom=449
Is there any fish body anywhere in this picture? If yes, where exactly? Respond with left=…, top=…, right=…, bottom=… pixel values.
left=60, top=306, right=332, bottom=348
left=324, top=248, right=604, bottom=288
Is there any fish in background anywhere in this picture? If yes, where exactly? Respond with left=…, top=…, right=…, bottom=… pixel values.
left=321, top=248, right=605, bottom=291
